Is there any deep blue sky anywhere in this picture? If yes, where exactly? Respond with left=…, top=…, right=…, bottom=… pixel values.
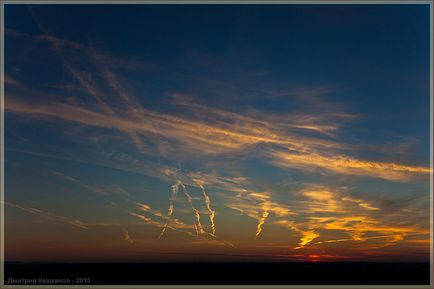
left=6, top=4, right=430, bottom=160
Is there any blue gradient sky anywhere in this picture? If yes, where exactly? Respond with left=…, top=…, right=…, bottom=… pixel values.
left=3, top=4, right=431, bottom=262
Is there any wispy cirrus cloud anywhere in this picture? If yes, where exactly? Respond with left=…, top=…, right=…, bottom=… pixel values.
left=4, top=23, right=430, bottom=260
left=6, top=29, right=429, bottom=182
left=268, top=149, right=431, bottom=182
left=213, top=180, right=429, bottom=251
left=53, top=171, right=130, bottom=197
left=6, top=94, right=430, bottom=183
left=53, top=171, right=109, bottom=196
left=273, top=186, right=429, bottom=250
left=128, top=210, right=233, bottom=247
left=297, top=187, right=379, bottom=214
left=5, top=202, right=89, bottom=229
left=224, top=191, right=295, bottom=239
left=196, top=183, right=217, bottom=236
left=133, top=201, right=195, bottom=234
left=128, top=212, right=191, bottom=231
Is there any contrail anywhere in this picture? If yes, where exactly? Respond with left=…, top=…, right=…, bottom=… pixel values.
left=88, top=46, right=139, bottom=110
left=158, top=183, right=179, bottom=240
left=130, top=211, right=234, bottom=247
left=179, top=182, right=204, bottom=236
left=277, top=220, right=319, bottom=249
left=198, top=184, right=216, bottom=236
left=294, top=230, right=320, bottom=249
left=314, top=234, right=405, bottom=245
left=39, top=34, right=115, bottom=116
left=193, top=223, right=199, bottom=236
left=255, top=209, right=269, bottom=239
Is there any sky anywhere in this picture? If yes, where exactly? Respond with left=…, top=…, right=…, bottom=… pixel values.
left=3, top=4, right=432, bottom=263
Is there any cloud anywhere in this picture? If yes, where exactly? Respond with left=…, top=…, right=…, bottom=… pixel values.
left=196, top=184, right=217, bottom=236
left=341, top=196, right=380, bottom=211
left=136, top=202, right=164, bottom=218
left=87, top=46, right=140, bottom=111
left=5, top=27, right=429, bottom=185
left=275, top=220, right=320, bottom=249
left=302, top=189, right=342, bottom=213
left=311, top=214, right=428, bottom=250
left=187, top=172, right=250, bottom=193
left=255, top=210, right=269, bottom=239
left=134, top=200, right=200, bottom=240
left=123, top=230, right=134, bottom=244
left=311, top=215, right=423, bottom=237
left=269, top=186, right=430, bottom=251
left=5, top=92, right=429, bottom=251
left=53, top=171, right=109, bottom=195
left=5, top=202, right=88, bottom=229
left=5, top=26, right=430, bottom=258
left=158, top=183, right=181, bottom=240
left=256, top=85, right=336, bottom=99
left=297, top=188, right=380, bottom=214
left=171, top=96, right=352, bottom=140
left=295, top=231, right=320, bottom=249
left=269, top=150, right=431, bottom=182
left=6, top=93, right=429, bottom=183
left=129, top=211, right=232, bottom=247
left=227, top=192, right=294, bottom=220
left=129, top=211, right=189, bottom=230
left=225, top=191, right=295, bottom=239
left=179, top=182, right=205, bottom=236
left=40, top=35, right=115, bottom=116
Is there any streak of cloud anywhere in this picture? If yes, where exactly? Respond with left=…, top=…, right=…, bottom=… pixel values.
left=5, top=27, right=429, bottom=187
left=42, top=35, right=115, bottom=116
left=87, top=46, right=139, bottom=110
left=255, top=210, right=269, bottom=239
left=225, top=191, right=294, bottom=239
left=5, top=22, right=430, bottom=259
left=295, top=231, right=320, bottom=250
left=158, top=183, right=180, bottom=240
left=341, top=196, right=380, bottom=211
left=313, top=233, right=418, bottom=245
left=271, top=186, right=430, bottom=250
left=129, top=211, right=232, bottom=247
left=269, top=150, right=431, bottom=182
left=197, top=183, right=216, bottom=236
left=6, top=96, right=429, bottom=182
left=275, top=220, right=320, bottom=249
left=5, top=202, right=88, bottom=229
left=53, top=171, right=109, bottom=195
left=179, top=182, right=205, bottom=236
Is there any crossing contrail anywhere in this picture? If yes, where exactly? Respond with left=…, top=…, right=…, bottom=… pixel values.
left=179, top=182, right=204, bottom=236
left=198, top=184, right=216, bottom=236
left=158, top=183, right=180, bottom=240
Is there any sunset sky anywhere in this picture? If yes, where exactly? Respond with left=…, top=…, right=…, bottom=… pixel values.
left=3, top=4, right=432, bottom=263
